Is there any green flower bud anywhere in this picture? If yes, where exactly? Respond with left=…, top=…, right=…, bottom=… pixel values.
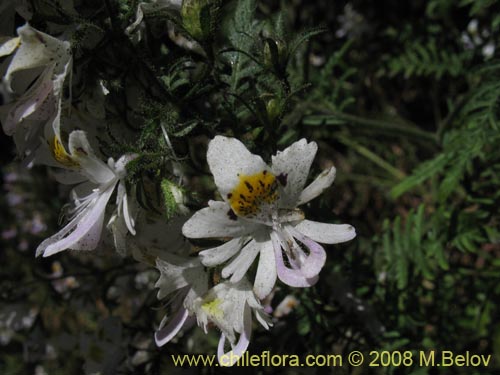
left=266, top=97, right=281, bottom=123
left=263, top=38, right=288, bottom=71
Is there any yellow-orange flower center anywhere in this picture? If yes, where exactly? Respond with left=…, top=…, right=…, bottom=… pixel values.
left=227, top=170, right=279, bottom=218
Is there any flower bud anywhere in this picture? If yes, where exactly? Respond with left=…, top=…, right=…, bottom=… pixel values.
left=263, top=38, right=287, bottom=71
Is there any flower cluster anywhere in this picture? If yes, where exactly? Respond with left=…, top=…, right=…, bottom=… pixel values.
left=1, top=24, right=137, bottom=256
left=1, top=7, right=355, bottom=368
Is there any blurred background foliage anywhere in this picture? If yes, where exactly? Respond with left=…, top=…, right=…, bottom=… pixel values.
left=1, top=0, right=500, bottom=374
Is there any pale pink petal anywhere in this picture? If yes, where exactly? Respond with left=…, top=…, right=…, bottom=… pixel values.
left=286, top=226, right=327, bottom=279
left=155, top=307, right=189, bottom=346
left=40, top=186, right=114, bottom=257
left=270, top=231, right=318, bottom=287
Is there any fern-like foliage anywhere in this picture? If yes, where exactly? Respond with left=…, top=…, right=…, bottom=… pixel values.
left=376, top=205, right=449, bottom=290
left=386, top=39, right=472, bottom=79
left=391, top=63, right=500, bottom=201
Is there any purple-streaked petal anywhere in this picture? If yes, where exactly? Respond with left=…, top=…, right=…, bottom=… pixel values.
left=293, top=219, right=356, bottom=244
left=253, top=240, right=277, bottom=299
left=155, top=307, right=189, bottom=346
left=270, top=231, right=318, bottom=288
left=271, top=139, right=317, bottom=208
left=199, top=238, right=247, bottom=267
left=182, top=200, right=261, bottom=239
left=207, top=136, right=269, bottom=199
left=286, top=226, right=327, bottom=279
left=297, top=166, right=336, bottom=206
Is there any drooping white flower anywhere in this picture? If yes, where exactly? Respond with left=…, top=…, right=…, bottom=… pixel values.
left=154, top=253, right=208, bottom=347
left=0, top=23, right=72, bottom=158
left=183, top=136, right=356, bottom=299
left=154, top=253, right=270, bottom=366
left=194, top=278, right=271, bottom=366
left=35, top=130, right=136, bottom=257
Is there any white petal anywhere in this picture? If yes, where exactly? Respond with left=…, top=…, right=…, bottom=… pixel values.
left=107, top=213, right=128, bottom=256
left=117, top=181, right=136, bottom=235
left=217, top=305, right=252, bottom=367
left=70, top=211, right=106, bottom=250
left=182, top=200, right=261, bottom=239
left=207, top=136, right=269, bottom=199
left=1, top=67, right=54, bottom=135
left=221, top=239, right=262, bottom=282
left=199, top=238, right=247, bottom=267
left=4, top=24, right=70, bottom=88
left=53, top=170, right=87, bottom=185
left=293, top=220, right=356, bottom=244
left=271, top=139, right=317, bottom=208
left=35, top=210, right=83, bottom=257
left=297, top=166, right=336, bottom=206
left=155, top=258, right=202, bottom=299
left=68, top=130, right=116, bottom=184
left=253, top=240, right=277, bottom=299
left=0, top=36, right=19, bottom=57
left=40, top=186, right=114, bottom=257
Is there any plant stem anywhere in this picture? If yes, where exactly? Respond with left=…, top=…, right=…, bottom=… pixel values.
left=337, top=135, right=406, bottom=181
left=303, top=112, right=439, bottom=145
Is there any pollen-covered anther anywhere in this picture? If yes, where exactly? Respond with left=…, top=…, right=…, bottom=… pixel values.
left=228, top=170, right=279, bottom=217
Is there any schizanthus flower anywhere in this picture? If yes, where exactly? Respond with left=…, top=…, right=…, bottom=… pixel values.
left=183, top=136, right=356, bottom=298
left=36, top=130, right=136, bottom=257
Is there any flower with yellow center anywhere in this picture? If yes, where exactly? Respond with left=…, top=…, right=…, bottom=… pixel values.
left=36, top=130, right=136, bottom=257
left=183, top=136, right=356, bottom=299
left=154, top=251, right=269, bottom=367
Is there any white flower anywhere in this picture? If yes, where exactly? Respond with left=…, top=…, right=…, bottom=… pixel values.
left=194, top=279, right=270, bottom=366
left=183, top=136, right=356, bottom=299
left=154, top=254, right=270, bottom=366
left=35, top=130, right=136, bottom=257
left=0, top=23, right=72, bottom=158
left=154, top=253, right=209, bottom=347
